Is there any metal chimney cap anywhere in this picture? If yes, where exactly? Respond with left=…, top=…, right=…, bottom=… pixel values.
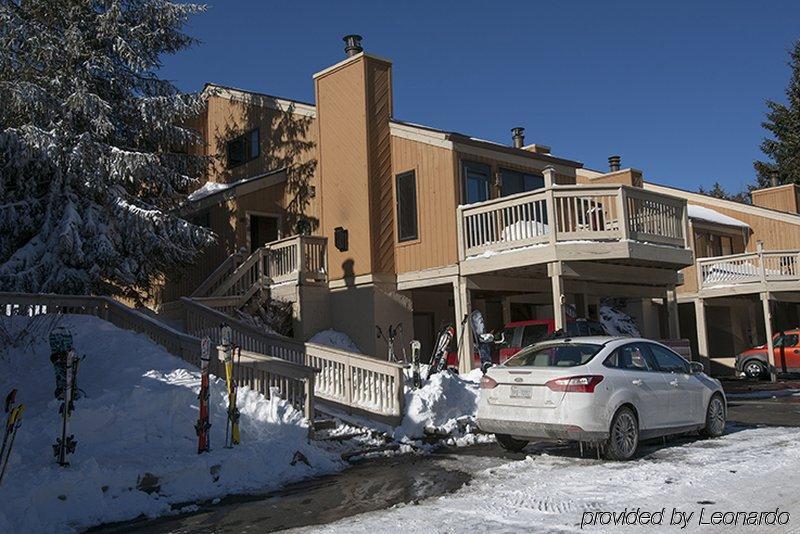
left=343, top=35, right=364, bottom=57
left=769, top=170, right=780, bottom=188
left=511, top=127, right=525, bottom=148
left=608, top=155, right=621, bottom=172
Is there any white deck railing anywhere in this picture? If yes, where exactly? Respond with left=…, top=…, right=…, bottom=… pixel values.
left=697, top=248, right=800, bottom=290
left=458, top=184, right=687, bottom=259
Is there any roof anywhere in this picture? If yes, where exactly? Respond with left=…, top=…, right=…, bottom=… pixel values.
left=180, top=168, right=288, bottom=213
left=687, top=205, right=750, bottom=229
left=389, top=119, right=584, bottom=168
left=203, top=83, right=316, bottom=118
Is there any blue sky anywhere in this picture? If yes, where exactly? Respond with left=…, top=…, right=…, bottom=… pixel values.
left=162, top=1, right=800, bottom=193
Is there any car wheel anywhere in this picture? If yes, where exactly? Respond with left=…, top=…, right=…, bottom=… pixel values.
left=604, top=407, right=639, bottom=461
left=700, top=394, right=726, bottom=438
left=743, top=359, right=767, bottom=380
left=495, top=433, right=528, bottom=452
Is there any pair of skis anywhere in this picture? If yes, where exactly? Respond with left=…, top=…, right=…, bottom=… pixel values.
left=53, top=349, right=80, bottom=466
left=0, top=389, right=24, bottom=484
left=196, top=337, right=212, bottom=453
left=220, top=325, right=240, bottom=449
left=424, top=314, right=472, bottom=381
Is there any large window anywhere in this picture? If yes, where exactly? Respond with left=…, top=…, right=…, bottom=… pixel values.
left=462, top=161, right=491, bottom=204
left=396, top=170, right=418, bottom=242
left=227, top=128, right=260, bottom=168
left=694, top=230, right=741, bottom=258
left=500, top=168, right=544, bottom=197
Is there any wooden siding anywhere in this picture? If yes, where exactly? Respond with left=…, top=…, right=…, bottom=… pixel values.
left=751, top=184, right=800, bottom=215
left=366, top=60, right=395, bottom=274
left=391, top=135, right=460, bottom=273
left=576, top=168, right=643, bottom=188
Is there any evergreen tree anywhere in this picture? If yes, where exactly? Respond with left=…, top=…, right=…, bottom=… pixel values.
left=697, top=182, right=751, bottom=204
left=0, top=0, right=213, bottom=301
left=754, top=40, right=800, bottom=187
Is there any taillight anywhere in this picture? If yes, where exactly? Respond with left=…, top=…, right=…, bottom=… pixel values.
left=545, top=375, right=604, bottom=393
left=480, top=376, right=498, bottom=389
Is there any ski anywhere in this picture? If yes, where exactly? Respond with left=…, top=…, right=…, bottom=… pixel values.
left=195, top=336, right=212, bottom=454
left=410, top=340, right=422, bottom=389
left=426, top=325, right=455, bottom=380
left=0, top=397, right=24, bottom=486
left=220, top=325, right=240, bottom=448
left=53, top=349, right=78, bottom=466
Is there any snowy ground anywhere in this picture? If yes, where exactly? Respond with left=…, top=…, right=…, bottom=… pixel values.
left=0, top=315, right=345, bottom=533
left=300, top=424, right=800, bottom=533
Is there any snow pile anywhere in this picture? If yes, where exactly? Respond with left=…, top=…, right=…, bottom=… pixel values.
left=500, top=220, right=549, bottom=241
left=0, top=315, right=344, bottom=533
left=394, top=369, right=488, bottom=446
left=687, top=204, right=750, bottom=228
left=599, top=299, right=641, bottom=337
left=186, top=181, right=229, bottom=202
left=309, top=329, right=362, bottom=354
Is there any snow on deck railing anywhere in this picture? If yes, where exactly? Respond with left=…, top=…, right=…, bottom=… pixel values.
left=697, top=248, right=800, bottom=289
left=457, top=184, right=687, bottom=259
left=181, top=298, right=405, bottom=424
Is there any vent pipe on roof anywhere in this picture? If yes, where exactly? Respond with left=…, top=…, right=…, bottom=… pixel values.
left=343, top=35, right=363, bottom=57
left=511, top=127, right=525, bottom=148
left=608, top=155, right=621, bottom=172
left=770, top=170, right=779, bottom=188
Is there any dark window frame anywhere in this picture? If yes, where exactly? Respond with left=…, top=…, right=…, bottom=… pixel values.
left=498, top=167, right=545, bottom=197
left=395, top=170, right=419, bottom=243
left=226, top=128, right=260, bottom=168
left=461, top=160, right=492, bottom=205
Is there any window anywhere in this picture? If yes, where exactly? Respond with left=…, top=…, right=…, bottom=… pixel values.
left=693, top=230, right=743, bottom=259
left=462, top=161, right=491, bottom=204
left=506, top=343, right=602, bottom=368
left=775, top=333, right=799, bottom=347
left=649, top=344, right=690, bottom=373
left=500, top=168, right=544, bottom=197
left=395, top=171, right=418, bottom=242
left=604, top=343, right=654, bottom=371
left=226, top=128, right=260, bottom=168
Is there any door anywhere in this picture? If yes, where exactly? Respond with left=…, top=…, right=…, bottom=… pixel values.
left=648, top=343, right=703, bottom=425
left=607, top=343, right=672, bottom=430
left=249, top=215, right=279, bottom=253
left=775, top=332, right=800, bottom=372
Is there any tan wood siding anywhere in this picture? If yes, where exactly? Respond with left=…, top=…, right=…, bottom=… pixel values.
left=392, top=136, right=459, bottom=273
left=751, top=184, right=800, bottom=214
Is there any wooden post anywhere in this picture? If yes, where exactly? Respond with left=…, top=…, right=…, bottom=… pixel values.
left=502, top=297, right=512, bottom=326
left=761, top=291, right=777, bottom=383
left=543, top=166, right=558, bottom=245
left=694, top=298, right=708, bottom=365
left=666, top=286, right=680, bottom=338
left=454, top=277, right=473, bottom=374
left=549, top=263, right=567, bottom=331
left=304, top=373, right=316, bottom=425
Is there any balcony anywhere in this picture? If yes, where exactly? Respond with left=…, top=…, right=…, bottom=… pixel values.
left=457, top=183, right=693, bottom=275
left=696, top=248, right=800, bottom=297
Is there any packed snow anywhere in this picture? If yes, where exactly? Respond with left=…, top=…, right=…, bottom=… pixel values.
left=0, top=315, right=344, bottom=533
left=687, top=205, right=750, bottom=229
left=309, top=329, right=362, bottom=354
left=303, top=425, right=800, bottom=533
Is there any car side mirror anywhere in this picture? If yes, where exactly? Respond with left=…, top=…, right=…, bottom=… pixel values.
left=690, top=361, right=704, bottom=374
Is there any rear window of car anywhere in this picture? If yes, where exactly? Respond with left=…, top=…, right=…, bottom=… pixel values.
left=505, top=343, right=603, bottom=368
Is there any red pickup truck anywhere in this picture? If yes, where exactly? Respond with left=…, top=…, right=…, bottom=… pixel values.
left=445, top=318, right=607, bottom=368
left=735, top=328, right=800, bottom=379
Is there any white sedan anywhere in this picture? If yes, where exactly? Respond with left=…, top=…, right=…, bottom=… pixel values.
left=476, top=336, right=726, bottom=460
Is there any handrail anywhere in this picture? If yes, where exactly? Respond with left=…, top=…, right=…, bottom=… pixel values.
left=191, top=249, right=246, bottom=298
left=697, top=248, right=800, bottom=289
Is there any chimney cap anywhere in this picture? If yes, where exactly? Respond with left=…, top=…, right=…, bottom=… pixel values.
left=343, top=34, right=364, bottom=57
left=511, top=127, right=525, bottom=148
left=608, top=155, right=621, bottom=172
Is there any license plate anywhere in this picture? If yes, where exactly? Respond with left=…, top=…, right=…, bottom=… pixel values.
left=510, top=385, right=532, bottom=399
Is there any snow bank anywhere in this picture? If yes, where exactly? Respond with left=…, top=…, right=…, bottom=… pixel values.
left=0, top=315, right=344, bottom=533
left=309, top=329, right=362, bottom=354
left=599, top=299, right=641, bottom=337
left=394, top=369, right=489, bottom=446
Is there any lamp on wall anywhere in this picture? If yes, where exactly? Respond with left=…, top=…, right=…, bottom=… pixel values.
left=334, top=227, right=349, bottom=252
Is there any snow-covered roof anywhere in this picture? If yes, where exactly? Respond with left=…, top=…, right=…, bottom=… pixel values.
left=187, top=181, right=230, bottom=202
left=687, top=204, right=750, bottom=229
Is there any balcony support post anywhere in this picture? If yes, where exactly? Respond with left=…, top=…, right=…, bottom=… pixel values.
left=549, top=262, right=567, bottom=332
left=543, top=167, right=558, bottom=245
left=761, top=291, right=778, bottom=383
left=454, top=276, right=474, bottom=375
left=666, top=286, right=680, bottom=339
left=693, top=298, right=708, bottom=365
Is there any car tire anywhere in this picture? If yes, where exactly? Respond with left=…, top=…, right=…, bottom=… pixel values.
left=743, top=359, right=767, bottom=380
left=700, top=394, right=726, bottom=438
left=604, top=407, right=639, bottom=461
left=495, top=433, right=528, bottom=452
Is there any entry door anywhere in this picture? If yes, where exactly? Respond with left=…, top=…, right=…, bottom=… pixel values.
left=250, top=215, right=279, bottom=252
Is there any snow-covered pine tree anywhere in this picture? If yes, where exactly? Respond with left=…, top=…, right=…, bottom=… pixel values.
left=754, top=40, right=800, bottom=188
left=0, top=0, right=213, bottom=301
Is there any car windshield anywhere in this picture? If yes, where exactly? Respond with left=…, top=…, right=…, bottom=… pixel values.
left=505, top=343, right=603, bottom=368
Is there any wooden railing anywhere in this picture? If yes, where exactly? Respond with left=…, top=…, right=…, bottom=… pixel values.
left=458, top=184, right=688, bottom=259
left=191, top=249, right=246, bottom=298
left=0, top=293, right=316, bottom=421
left=182, top=297, right=405, bottom=424
left=697, top=248, right=800, bottom=290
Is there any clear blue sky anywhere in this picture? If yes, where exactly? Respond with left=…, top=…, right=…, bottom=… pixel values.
left=162, top=0, right=800, bottom=193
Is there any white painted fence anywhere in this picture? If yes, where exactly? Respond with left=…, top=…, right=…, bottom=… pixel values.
left=698, top=249, right=800, bottom=289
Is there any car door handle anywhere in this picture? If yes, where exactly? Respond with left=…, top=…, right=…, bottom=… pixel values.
left=632, top=379, right=643, bottom=386
left=669, top=379, right=679, bottom=387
